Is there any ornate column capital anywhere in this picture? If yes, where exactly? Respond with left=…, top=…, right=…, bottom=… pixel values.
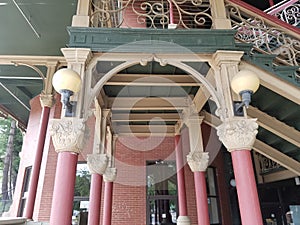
left=216, top=118, right=258, bottom=152
left=187, top=151, right=209, bottom=172
left=103, top=167, right=117, bottom=182
left=212, top=51, right=244, bottom=67
left=40, top=93, right=54, bottom=108
left=61, top=48, right=92, bottom=64
left=49, top=118, right=87, bottom=154
left=87, top=153, right=108, bottom=175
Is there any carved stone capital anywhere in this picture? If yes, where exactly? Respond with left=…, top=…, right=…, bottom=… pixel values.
left=212, top=51, right=244, bottom=67
left=217, top=118, right=258, bottom=152
left=49, top=118, right=87, bottom=154
left=103, top=167, right=117, bottom=182
left=187, top=151, right=209, bottom=172
left=87, top=154, right=108, bottom=175
left=61, top=48, right=92, bottom=64
left=40, top=94, right=54, bottom=108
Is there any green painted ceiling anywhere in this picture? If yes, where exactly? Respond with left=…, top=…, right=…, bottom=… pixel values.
left=0, top=0, right=77, bottom=55
left=0, top=0, right=77, bottom=126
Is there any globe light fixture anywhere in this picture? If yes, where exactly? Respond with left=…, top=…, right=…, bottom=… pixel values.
left=231, top=69, right=260, bottom=116
left=52, top=68, right=82, bottom=116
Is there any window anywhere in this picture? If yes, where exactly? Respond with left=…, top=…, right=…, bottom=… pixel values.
left=207, top=167, right=221, bottom=224
left=17, top=166, right=32, bottom=217
left=146, top=160, right=177, bottom=225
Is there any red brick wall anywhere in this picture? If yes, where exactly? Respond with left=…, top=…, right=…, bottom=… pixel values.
left=106, top=134, right=198, bottom=225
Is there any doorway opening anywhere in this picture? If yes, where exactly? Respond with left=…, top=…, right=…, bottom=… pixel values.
left=146, top=160, right=177, bottom=225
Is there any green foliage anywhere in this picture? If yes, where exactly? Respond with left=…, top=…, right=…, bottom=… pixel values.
left=0, top=117, right=23, bottom=197
left=0, top=118, right=23, bottom=172
left=73, top=165, right=90, bottom=211
left=74, top=168, right=91, bottom=197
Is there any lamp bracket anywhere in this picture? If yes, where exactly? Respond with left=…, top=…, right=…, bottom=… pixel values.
left=60, top=89, right=77, bottom=117
left=233, top=101, right=245, bottom=116
left=65, top=101, right=77, bottom=117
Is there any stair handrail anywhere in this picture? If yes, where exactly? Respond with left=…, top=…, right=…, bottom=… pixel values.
left=226, top=0, right=300, bottom=37
left=264, top=0, right=298, bottom=14
left=264, top=0, right=299, bottom=26
left=225, top=0, right=300, bottom=83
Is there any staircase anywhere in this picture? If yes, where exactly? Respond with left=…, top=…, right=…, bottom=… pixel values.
left=226, top=0, right=300, bottom=87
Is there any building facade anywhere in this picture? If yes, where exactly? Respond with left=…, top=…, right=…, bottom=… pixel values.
left=1, top=0, right=299, bottom=225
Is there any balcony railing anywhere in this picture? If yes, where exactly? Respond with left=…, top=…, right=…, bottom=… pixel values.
left=89, top=0, right=213, bottom=29
left=226, top=0, right=300, bottom=83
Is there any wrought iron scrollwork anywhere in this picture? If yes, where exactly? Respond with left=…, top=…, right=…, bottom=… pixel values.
left=256, top=153, right=281, bottom=174
left=90, top=0, right=212, bottom=29
left=226, top=2, right=300, bottom=83
left=272, top=1, right=300, bottom=26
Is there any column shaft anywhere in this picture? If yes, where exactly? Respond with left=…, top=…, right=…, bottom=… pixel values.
left=175, top=135, right=188, bottom=216
left=88, top=174, right=103, bottom=225
left=50, top=152, right=78, bottom=225
left=24, top=106, right=50, bottom=219
left=102, top=182, right=113, bottom=225
left=231, top=150, right=263, bottom=225
left=194, top=171, right=210, bottom=225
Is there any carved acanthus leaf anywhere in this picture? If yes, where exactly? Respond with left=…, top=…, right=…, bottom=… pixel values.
left=103, top=167, right=117, bottom=182
left=87, top=153, right=108, bottom=175
left=49, top=118, right=87, bottom=154
left=187, top=151, right=209, bottom=172
left=217, top=118, right=258, bottom=152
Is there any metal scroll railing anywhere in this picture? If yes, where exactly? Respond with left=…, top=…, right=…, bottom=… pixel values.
left=89, top=0, right=213, bottom=29
left=225, top=0, right=300, bottom=84
left=264, top=0, right=299, bottom=27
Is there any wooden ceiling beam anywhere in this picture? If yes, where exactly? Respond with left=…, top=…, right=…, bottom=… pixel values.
left=114, top=124, right=175, bottom=136
left=112, top=113, right=180, bottom=122
left=106, top=74, right=200, bottom=86
left=248, top=106, right=300, bottom=148
left=107, top=97, right=189, bottom=110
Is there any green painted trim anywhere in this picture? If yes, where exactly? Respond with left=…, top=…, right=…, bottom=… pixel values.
left=243, top=54, right=300, bottom=87
left=67, top=27, right=251, bottom=53
left=67, top=27, right=300, bottom=87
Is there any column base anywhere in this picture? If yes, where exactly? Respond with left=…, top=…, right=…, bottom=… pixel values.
left=177, top=216, right=191, bottom=225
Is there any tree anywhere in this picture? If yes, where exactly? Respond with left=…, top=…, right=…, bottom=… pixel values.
left=0, top=118, right=23, bottom=201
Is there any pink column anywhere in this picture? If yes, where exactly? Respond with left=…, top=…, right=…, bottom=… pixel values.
left=175, top=135, right=188, bottom=216
left=88, top=174, right=103, bottom=225
left=102, top=182, right=113, bottom=225
left=194, top=172, right=210, bottom=225
left=24, top=106, right=50, bottom=219
left=231, top=150, right=263, bottom=225
left=50, top=152, right=78, bottom=225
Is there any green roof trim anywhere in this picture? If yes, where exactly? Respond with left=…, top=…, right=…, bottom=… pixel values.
left=67, top=27, right=251, bottom=53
